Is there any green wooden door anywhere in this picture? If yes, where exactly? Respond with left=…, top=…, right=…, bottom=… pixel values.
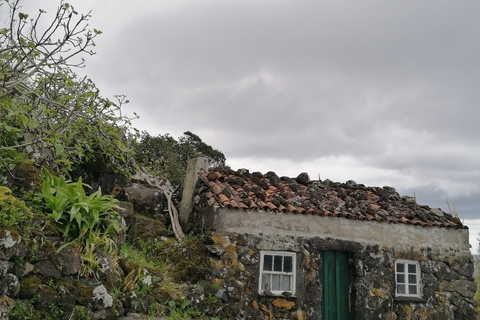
left=320, top=251, right=350, bottom=320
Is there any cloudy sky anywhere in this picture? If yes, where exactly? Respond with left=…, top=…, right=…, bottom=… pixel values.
left=19, top=0, right=480, bottom=251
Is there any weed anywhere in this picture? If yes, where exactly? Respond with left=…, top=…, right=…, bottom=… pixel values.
left=147, top=302, right=163, bottom=318
left=41, top=171, right=121, bottom=278
left=158, top=280, right=186, bottom=301
left=45, top=301, right=64, bottom=320
left=208, top=294, right=217, bottom=304
left=137, top=283, right=153, bottom=297
left=183, top=234, right=197, bottom=242
left=79, top=230, right=118, bottom=279
left=122, top=269, right=139, bottom=295
left=25, top=239, right=38, bottom=262
left=41, top=171, right=119, bottom=251
left=9, top=299, right=34, bottom=320
left=0, top=185, right=33, bottom=234
left=71, top=305, right=90, bottom=320
left=110, top=286, right=122, bottom=299
left=120, top=240, right=164, bottom=272
left=168, top=297, right=202, bottom=320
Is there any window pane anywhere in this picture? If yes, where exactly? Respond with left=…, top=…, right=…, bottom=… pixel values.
left=272, top=274, right=281, bottom=290
left=261, top=274, right=271, bottom=291
left=408, top=274, right=417, bottom=284
left=397, top=284, right=405, bottom=294
left=281, top=275, right=291, bottom=291
left=408, top=264, right=416, bottom=273
left=409, top=285, right=417, bottom=295
left=274, top=255, right=283, bottom=272
left=397, top=274, right=405, bottom=283
left=396, top=263, right=405, bottom=273
left=284, top=256, right=293, bottom=273
left=263, top=255, right=272, bottom=271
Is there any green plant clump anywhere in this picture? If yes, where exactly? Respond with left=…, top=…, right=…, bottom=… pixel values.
left=41, top=170, right=120, bottom=278
left=45, top=301, right=64, bottom=320
left=42, top=171, right=119, bottom=247
left=9, top=298, right=35, bottom=320
left=0, top=186, right=33, bottom=234
left=71, top=306, right=91, bottom=320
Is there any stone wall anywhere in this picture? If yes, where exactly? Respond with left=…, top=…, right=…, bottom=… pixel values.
left=200, top=231, right=478, bottom=320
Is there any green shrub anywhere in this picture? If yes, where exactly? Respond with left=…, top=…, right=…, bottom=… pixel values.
left=0, top=186, right=32, bottom=234
left=41, top=170, right=120, bottom=278
left=0, top=0, right=139, bottom=179
left=41, top=170, right=119, bottom=250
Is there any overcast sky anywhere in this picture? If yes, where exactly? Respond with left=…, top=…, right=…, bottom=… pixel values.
left=18, top=0, right=480, bottom=251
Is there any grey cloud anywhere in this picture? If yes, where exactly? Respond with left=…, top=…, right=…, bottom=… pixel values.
left=16, top=0, right=480, bottom=221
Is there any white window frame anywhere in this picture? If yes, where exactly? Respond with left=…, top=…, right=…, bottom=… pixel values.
left=258, top=251, right=296, bottom=296
left=395, top=260, right=421, bottom=298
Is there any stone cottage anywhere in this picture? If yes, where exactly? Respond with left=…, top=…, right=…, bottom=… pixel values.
left=180, top=157, right=478, bottom=320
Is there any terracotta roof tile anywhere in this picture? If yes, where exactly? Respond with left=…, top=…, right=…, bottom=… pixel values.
left=237, top=201, right=248, bottom=210
left=196, top=168, right=466, bottom=229
left=207, top=197, right=215, bottom=207
left=212, top=184, right=222, bottom=195
left=266, top=202, right=277, bottom=211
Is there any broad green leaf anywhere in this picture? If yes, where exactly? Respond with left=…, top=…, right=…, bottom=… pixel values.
left=55, top=144, right=64, bottom=156
left=64, top=222, right=71, bottom=237
left=28, top=120, right=38, bottom=130
left=69, top=206, right=79, bottom=222
left=75, top=214, right=82, bottom=230
left=19, top=115, right=28, bottom=123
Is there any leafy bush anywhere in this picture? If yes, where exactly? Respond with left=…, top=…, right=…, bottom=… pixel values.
left=0, top=0, right=138, bottom=179
left=134, top=131, right=226, bottom=186
left=0, top=185, right=32, bottom=233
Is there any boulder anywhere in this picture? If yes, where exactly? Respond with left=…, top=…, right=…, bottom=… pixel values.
left=0, top=294, right=15, bottom=320
left=0, top=273, right=20, bottom=297
left=0, top=228, right=22, bottom=261
left=52, top=245, right=82, bottom=276
left=5, top=162, right=42, bottom=192
left=91, top=285, right=113, bottom=310
left=124, top=184, right=168, bottom=222
left=33, top=285, right=58, bottom=310
left=19, top=276, right=42, bottom=299
left=0, top=261, right=13, bottom=277
left=127, top=215, right=169, bottom=246
left=34, top=260, right=61, bottom=280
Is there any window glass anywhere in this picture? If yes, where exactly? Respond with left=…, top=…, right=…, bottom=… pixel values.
left=263, top=255, right=273, bottom=271
left=274, top=255, right=283, bottom=272
left=396, top=263, right=404, bottom=272
left=408, top=264, right=416, bottom=273
left=284, top=256, right=293, bottom=272
left=261, top=274, right=271, bottom=291
left=408, top=274, right=417, bottom=283
left=271, top=274, right=281, bottom=291
left=281, top=275, right=291, bottom=291
left=409, top=285, right=417, bottom=295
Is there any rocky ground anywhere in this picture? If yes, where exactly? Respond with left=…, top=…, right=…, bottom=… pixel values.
left=0, top=164, right=224, bottom=320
